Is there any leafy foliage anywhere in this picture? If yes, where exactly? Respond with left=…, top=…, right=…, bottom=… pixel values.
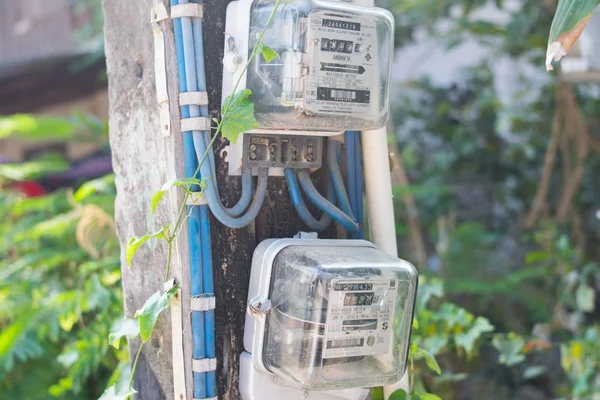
left=0, top=114, right=123, bottom=399
left=221, top=89, right=260, bottom=144
left=546, top=0, right=600, bottom=70
left=0, top=182, right=123, bottom=398
left=134, top=280, right=178, bottom=342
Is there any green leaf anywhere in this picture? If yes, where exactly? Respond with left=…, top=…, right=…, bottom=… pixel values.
left=134, top=280, right=179, bottom=342
left=0, top=155, right=70, bottom=181
left=0, top=114, right=75, bottom=141
left=421, top=347, right=442, bottom=375
left=109, top=319, right=140, bottom=349
left=416, top=394, right=442, bottom=400
left=546, top=0, right=600, bottom=70
left=126, top=224, right=170, bottom=267
left=411, top=343, right=442, bottom=374
left=73, top=174, right=115, bottom=203
left=389, top=389, right=408, bottom=400
left=455, top=317, right=494, bottom=355
left=523, top=366, right=547, bottom=380
left=257, top=43, right=279, bottom=63
left=151, top=177, right=206, bottom=214
left=221, top=89, right=259, bottom=144
left=98, top=385, right=137, bottom=400
left=84, top=275, right=111, bottom=311
left=492, top=333, right=526, bottom=367
left=575, top=284, right=596, bottom=312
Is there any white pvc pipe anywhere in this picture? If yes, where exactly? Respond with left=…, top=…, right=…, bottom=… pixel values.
left=346, top=0, right=411, bottom=397
left=361, top=127, right=410, bottom=398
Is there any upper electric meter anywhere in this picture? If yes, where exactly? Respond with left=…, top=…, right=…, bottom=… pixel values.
left=241, top=239, right=417, bottom=399
left=223, top=0, right=395, bottom=133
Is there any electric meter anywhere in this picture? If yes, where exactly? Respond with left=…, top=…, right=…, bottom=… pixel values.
left=222, top=0, right=395, bottom=133
left=241, top=239, right=418, bottom=400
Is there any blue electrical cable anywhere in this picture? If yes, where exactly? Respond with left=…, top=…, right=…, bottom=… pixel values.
left=193, top=133, right=269, bottom=228
left=345, top=131, right=365, bottom=239
left=328, top=140, right=355, bottom=219
left=171, top=0, right=207, bottom=397
left=297, top=169, right=359, bottom=234
left=345, top=132, right=357, bottom=219
left=284, top=168, right=334, bottom=232
left=189, top=0, right=253, bottom=219
left=355, top=133, right=365, bottom=239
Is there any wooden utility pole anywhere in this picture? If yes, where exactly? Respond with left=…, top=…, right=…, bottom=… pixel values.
left=102, top=1, right=333, bottom=399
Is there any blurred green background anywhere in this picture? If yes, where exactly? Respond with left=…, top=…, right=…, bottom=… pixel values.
left=0, top=0, right=599, bottom=399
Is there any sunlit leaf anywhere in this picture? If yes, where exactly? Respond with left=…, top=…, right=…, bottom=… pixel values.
left=389, top=389, right=408, bottom=400
left=221, top=89, right=259, bottom=144
left=73, top=174, right=115, bottom=203
left=151, top=177, right=206, bottom=214
left=492, top=333, right=526, bottom=367
left=134, top=280, right=178, bottom=342
left=546, top=0, right=600, bottom=70
left=109, top=319, right=140, bottom=350
left=98, top=384, right=137, bottom=400
left=416, top=394, right=442, bottom=400
left=455, top=317, right=494, bottom=355
left=257, top=43, right=279, bottom=63
left=0, top=310, right=38, bottom=359
left=575, top=284, right=596, bottom=312
left=0, top=156, right=70, bottom=181
left=126, top=224, right=170, bottom=267
left=0, top=114, right=75, bottom=141
left=523, top=365, right=547, bottom=380
left=411, top=342, right=442, bottom=374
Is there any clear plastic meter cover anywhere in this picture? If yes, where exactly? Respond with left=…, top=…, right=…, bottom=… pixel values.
left=262, top=245, right=417, bottom=390
left=246, top=0, right=394, bottom=131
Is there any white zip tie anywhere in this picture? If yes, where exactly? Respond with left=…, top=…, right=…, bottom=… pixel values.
left=171, top=3, right=204, bottom=19
left=191, top=295, right=216, bottom=311
left=179, top=91, right=209, bottom=106
left=186, top=192, right=207, bottom=206
left=181, top=117, right=212, bottom=132
left=193, top=358, right=217, bottom=373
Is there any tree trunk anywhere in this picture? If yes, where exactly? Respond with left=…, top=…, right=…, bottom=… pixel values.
left=103, top=1, right=333, bottom=399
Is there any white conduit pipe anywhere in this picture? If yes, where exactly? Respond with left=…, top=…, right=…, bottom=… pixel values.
left=349, top=0, right=410, bottom=397
left=361, top=127, right=410, bottom=399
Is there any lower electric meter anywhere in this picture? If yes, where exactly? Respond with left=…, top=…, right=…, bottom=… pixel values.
left=241, top=239, right=418, bottom=399
left=223, top=0, right=395, bottom=132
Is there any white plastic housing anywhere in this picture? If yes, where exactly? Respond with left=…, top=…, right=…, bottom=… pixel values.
left=223, top=0, right=394, bottom=131
left=244, top=239, right=418, bottom=392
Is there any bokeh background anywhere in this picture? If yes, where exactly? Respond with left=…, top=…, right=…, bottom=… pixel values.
left=0, top=0, right=599, bottom=399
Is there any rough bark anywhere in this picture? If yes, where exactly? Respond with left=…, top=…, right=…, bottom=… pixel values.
left=103, top=0, right=192, bottom=399
left=103, top=1, right=334, bottom=399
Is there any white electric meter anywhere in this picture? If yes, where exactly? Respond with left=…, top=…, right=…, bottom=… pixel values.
left=222, top=0, right=395, bottom=133
left=240, top=239, right=418, bottom=400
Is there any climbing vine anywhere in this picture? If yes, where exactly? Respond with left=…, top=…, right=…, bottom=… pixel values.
left=100, top=2, right=282, bottom=399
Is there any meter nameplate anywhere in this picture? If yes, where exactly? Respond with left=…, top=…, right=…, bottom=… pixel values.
left=322, top=278, right=398, bottom=359
left=305, top=11, right=378, bottom=117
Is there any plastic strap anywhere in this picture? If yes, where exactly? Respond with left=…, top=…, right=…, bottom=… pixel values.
left=179, top=91, right=209, bottom=106
left=151, top=3, right=169, bottom=23
left=171, top=3, right=204, bottom=19
left=152, top=3, right=171, bottom=137
left=181, top=117, right=211, bottom=132
left=191, top=295, right=216, bottom=311
left=170, top=290, right=187, bottom=400
left=194, top=397, right=218, bottom=400
left=192, top=358, right=217, bottom=373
